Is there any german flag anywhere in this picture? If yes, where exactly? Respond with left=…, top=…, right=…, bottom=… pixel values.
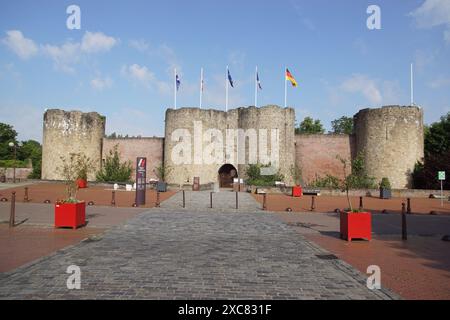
left=285, top=68, right=298, bottom=87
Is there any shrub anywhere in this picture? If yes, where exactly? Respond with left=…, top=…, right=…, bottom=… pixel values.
left=246, top=163, right=284, bottom=187
left=0, top=159, right=27, bottom=168
left=310, top=174, right=341, bottom=189
left=154, top=163, right=173, bottom=182
left=96, top=145, right=133, bottom=183
left=56, top=153, right=93, bottom=202
left=379, top=177, right=391, bottom=190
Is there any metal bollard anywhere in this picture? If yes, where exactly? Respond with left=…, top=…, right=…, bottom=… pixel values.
left=311, top=196, right=315, bottom=211
left=407, top=198, right=411, bottom=214
left=402, top=202, right=407, bottom=240
left=263, top=193, right=267, bottom=211
left=236, top=192, right=238, bottom=209
left=182, top=190, right=185, bottom=208
left=359, top=196, right=363, bottom=210
left=10, top=192, right=16, bottom=228
left=111, top=191, right=116, bottom=206
left=24, top=187, right=29, bottom=202
left=156, top=191, right=160, bottom=207
left=210, top=192, right=213, bottom=209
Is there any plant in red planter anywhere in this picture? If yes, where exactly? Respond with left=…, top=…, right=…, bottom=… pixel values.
left=290, top=164, right=303, bottom=197
left=75, top=154, right=94, bottom=189
left=337, top=155, right=372, bottom=241
left=54, top=153, right=91, bottom=229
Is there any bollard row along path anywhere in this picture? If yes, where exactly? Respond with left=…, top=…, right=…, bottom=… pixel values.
left=0, top=191, right=397, bottom=299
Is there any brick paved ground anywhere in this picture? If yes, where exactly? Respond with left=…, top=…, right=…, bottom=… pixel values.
left=253, top=193, right=450, bottom=215
left=275, top=212, right=450, bottom=300
left=0, top=191, right=396, bottom=300
left=0, top=182, right=176, bottom=208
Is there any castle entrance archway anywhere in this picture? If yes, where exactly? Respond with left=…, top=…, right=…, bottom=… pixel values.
left=218, top=164, right=238, bottom=188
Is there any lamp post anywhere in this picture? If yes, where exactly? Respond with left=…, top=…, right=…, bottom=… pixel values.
left=8, top=141, right=22, bottom=183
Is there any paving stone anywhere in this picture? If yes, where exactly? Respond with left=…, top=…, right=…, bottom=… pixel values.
left=0, top=191, right=396, bottom=299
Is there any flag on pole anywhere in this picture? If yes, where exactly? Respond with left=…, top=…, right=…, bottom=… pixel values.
left=176, top=74, right=181, bottom=91
left=285, top=68, right=298, bottom=87
left=257, top=72, right=262, bottom=90
left=228, top=69, right=234, bottom=88
left=200, top=68, right=204, bottom=109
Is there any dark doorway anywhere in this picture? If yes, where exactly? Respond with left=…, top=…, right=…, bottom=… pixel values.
left=218, top=164, right=238, bottom=188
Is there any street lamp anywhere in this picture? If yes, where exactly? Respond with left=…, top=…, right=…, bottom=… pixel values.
left=8, top=141, right=22, bottom=183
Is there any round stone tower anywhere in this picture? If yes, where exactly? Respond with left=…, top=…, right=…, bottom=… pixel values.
left=42, top=109, right=105, bottom=181
left=237, top=105, right=295, bottom=185
left=164, top=105, right=295, bottom=186
left=353, top=105, right=424, bottom=189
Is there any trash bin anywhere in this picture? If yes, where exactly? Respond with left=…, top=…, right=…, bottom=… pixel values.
left=157, top=181, right=167, bottom=192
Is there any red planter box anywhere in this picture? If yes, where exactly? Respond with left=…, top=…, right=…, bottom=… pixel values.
left=76, top=179, right=87, bottom=189
left=54, top=202, right=86, bottom=229
left=292, top=185, right=302, bottom=197
left=340, top=211, right=372, bottom=241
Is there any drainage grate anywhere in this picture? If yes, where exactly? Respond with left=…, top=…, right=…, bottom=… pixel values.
left=316, top=254, right=338, bottom=260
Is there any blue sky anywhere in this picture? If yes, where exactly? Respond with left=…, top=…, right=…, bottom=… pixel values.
left=1, top=0, right=449, bottom=141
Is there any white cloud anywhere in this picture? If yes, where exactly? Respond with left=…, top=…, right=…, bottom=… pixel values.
left=129, top=39, right=150, bottom=52
left=41, top=41, right=80, bottom=74
left=81, top=31, right=118, bottom=53
left=410, top=0, right=450, bottom=44
left=40, top=31, right=118, bottom=73
left=410, top=0, right=450, bottom=28
left=90, top=76, right=113, bottom=91
left=445, top=28, right=450, bottom=44
left=428, top=76, right=450, bottom=88
left=121, top=63, right=170, bottom=94
left=340, top=74, right=383, bottom=105
left=2, top=30, right=38, bottom=60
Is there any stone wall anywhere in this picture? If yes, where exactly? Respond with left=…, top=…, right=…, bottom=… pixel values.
left=295, top=134, right=355, bottom=185
left=41, top=109, right=105, bottom=181
left=102, top=137, right=164, bottom=181
left=164, top=105, right=295, bottom=186
left=353, top=106, right=424, bottom=189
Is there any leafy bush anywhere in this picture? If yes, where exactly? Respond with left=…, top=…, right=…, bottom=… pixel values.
left=246, top=163, right=284, bottom=186
left=310, top=174, right=341, bottom=189
left=154, top=163, right=173, bottom=182
left=290, top=164, right=303, bottom=186
left=379, top=177, right=391, bottom=189
left=96, top=145, right=133, bottom=183
left=0, top=159, right=27, bottom=168
left=57, top=153, right=94, bottom=202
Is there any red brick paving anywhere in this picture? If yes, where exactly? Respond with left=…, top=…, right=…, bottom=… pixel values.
left=0, top=182, right=176, bottom=208
left=0, top=225, right=105, bottom=273
left=275, top=212, right=450, bottom=300
left=253, top=193, right=450, bottom=215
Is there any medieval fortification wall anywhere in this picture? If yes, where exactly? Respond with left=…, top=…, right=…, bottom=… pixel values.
left=41, top=105, right=424, bottom=189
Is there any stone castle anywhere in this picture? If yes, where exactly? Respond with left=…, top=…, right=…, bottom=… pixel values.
left=41, top=105, right=424, bottom=189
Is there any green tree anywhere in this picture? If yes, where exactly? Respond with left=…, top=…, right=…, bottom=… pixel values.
left=331, top=116, right=353, bottom=134
left=96, top=145, right=133, bottom=183
left=0, top=123, right=18, bottom=160
left=18, top=140, right=42, bottom=179
left=295, top=117, right=325, bottom=134
left=424, top=112, right=450, bottom=156
left=413, top=112, right=450, bottom=190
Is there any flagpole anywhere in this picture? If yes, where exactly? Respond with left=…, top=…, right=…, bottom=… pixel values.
left=200, top=67, right=203, bottom=109
left=284, top=67, right=287, bottom=108
left=226, top=65, right=229, bottom=112
left=174, top=68, right=177, bottom=110
left=255, top=66, right=258, bottom=108
left=410, top=63, right=414, bottom=106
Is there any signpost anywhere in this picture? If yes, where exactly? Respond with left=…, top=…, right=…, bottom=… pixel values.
left=438, top=171, right=445, bottom=207
left=135, top=157, right=147, bottom=206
